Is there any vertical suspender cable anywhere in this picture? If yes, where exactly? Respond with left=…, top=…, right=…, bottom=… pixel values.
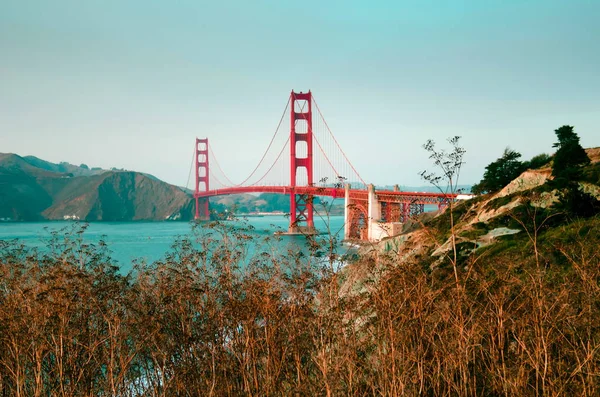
left=186, top=144, right=196, bottom=191
left=313, top=96, right=367, bottom=187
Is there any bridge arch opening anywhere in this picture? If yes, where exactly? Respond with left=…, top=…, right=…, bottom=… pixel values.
left=347, top=202, right=368, bottom=240
left=294, top=118, right=309, bottom=134
left=295, top=100, right=309, bottom=115
left=294, top=166, right=308, bottom=187
left=295, top=140, right=308, bottom=159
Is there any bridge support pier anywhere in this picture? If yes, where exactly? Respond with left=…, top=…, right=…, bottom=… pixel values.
left=344, top=183, right=351, bottom=240
left=194, top=138, right=210, bottom=221
left=343, top=183, right=406, bottom=242
left=195, top=198, right=210, bottom=221
left=343, top=183, right=388, bottom=242
left=287, top=192, right=316, bottom=235
left=287, top=91, right=316, bottom=235
left=367, top=184, right=381, bottom=242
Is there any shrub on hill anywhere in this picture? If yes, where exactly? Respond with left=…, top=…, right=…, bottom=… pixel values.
left=472, top=151, right=552, bottom=195
left=523, top=153, right=551, bottom=170
left=548, top=125, right=599, bottom=217
left=551, top=125, right=590, bottom=187
left=557, top=185, right=600, bottom=218
left=471, top=148, right=525, bottom=194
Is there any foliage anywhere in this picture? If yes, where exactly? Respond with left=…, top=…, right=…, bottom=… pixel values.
left=544, top=125, right=597, bottom=217
left=419, top=136, right=465, bottom=195
left=556, top=185, right=600, bottom=218
left=551, top=125, right=591, bottom=187
left=582, top=162, right=600, bottom=185
left=472, top=148, right=524, bottom=194
left=523, top=152, right=551, bottom=170
left=1, top=214, right=600, bottom=395
left=420, top=136, right=466, bottom=287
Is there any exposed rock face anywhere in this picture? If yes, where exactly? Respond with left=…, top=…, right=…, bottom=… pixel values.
left=494, top=169, right=552, bottom=198
left=0, top=153, right=194, bottom=221
left=586, top=147, right=600, bottom=163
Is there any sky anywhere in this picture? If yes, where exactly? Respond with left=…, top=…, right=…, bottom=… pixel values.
left=1, top=0, right=599, bottom=188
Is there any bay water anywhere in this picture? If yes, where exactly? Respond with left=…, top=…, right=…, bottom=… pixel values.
left=0, top=215, right=346, bottom=273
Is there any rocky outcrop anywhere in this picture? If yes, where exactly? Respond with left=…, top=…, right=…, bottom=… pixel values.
left=494, top=169, right=552, bottom=198
left=369, top=152, right=599, bottom=265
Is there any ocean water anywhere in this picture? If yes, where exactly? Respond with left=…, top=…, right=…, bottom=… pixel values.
left=0, top=215, right=346, bottom=273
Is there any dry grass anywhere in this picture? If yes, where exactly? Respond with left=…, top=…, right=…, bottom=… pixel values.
left=1, top=215, right=599, bottom=396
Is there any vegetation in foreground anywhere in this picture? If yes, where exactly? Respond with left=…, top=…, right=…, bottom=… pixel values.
left=1, top=125, right=599, bottom=396
left=1, top=204, right=599, bottom=396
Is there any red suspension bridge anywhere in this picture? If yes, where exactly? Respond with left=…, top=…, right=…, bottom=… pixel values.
left=192, top=91, right=456, bottom=242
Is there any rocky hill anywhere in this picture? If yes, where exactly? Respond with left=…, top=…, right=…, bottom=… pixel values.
left=342, top=147, right=600, bottom=292
left=0, top=153, right=194, bottom=221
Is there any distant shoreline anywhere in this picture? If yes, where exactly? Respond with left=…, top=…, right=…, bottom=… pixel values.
left=237, top=212, right=286, bottom=217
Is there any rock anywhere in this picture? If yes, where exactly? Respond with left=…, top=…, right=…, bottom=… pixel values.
left=494, top=169, right=552, bottom=199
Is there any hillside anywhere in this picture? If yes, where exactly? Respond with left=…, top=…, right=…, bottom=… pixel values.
left=0, top=153, right=194, bottom=221
left=21, top=155, right=107, bottom=177
left=210, top=192, right=344, bottom=215
left=344, top=147, right=600, bottom=290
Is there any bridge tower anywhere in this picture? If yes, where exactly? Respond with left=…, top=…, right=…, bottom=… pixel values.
left=194, top=138, right=210, bottom=220
left=289, top=91, right=315, bottom=234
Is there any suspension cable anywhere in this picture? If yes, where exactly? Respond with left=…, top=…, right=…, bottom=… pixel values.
left=208, top=145, right=236, bottom=186
left=313, top=133, right=341, bottom=183
left=186, top=144, right=196, bottom=191
left=233, top=97, right=291, bottom=186
left=208, top=169, right=230, bottom=189
left=250, top=136, right=290, bottom=186
left=312, top=96, right=367, bottom=187
left=249, top=95, right=311, bottom=186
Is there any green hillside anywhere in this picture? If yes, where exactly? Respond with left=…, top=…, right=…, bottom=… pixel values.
left=0, top=153, right=194, bottom=221
left=21, top=155, right=106, bottom=177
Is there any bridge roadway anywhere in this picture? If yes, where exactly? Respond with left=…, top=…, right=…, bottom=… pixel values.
left=194, top=185, right=458, bottom=241
left=195, top=185, right=457, bottom=241
left=194, top=185, right=455, bottom=206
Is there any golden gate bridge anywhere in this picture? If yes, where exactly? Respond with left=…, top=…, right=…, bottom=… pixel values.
left=192, top=91, right=455, bottom=242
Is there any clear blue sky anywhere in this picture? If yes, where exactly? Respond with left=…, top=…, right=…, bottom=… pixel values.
left=1, top=0, right=598, bottom=187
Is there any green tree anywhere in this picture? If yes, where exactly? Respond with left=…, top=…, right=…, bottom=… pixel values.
left=472, top=148, right=524, bottom=194
left=522, top=153, right=551, bottom=170
left=551, top=125, right=590, bottom=186
left=551, top=125, right=598, bottom=217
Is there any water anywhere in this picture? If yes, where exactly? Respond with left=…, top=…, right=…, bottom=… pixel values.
left=0, top=215, right=346, bottom=272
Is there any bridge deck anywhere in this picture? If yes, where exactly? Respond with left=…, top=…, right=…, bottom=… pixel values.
left=194, top=186, right=454, bottom=205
